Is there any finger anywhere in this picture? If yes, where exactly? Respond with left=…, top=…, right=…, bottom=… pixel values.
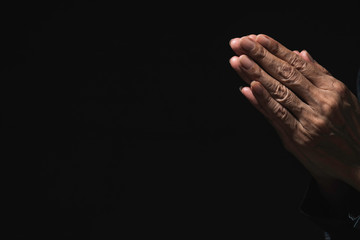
left=250, top=81, right=300, bottom=134
left=299, top=50, right=313, bottom=63
left=299, top=50, right=332, bottom=76
left=255, top=34, right=332, bottom=87
left=248, top=34, right=257, bottom=40
left=229, top=56, right=253, bottom=85
left=230, top=38, right=243, bottom=56
left=229, top=34, right=258, bottom=56
left=240, top=86, right=264, bottom=113
left=241, top=84, right=295, bottom=151
left=237, top=54, right=311, bottom=121
left=235, top=36, right=318, bottom=105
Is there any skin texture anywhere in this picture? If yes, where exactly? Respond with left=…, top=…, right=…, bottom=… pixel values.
left=229, top=34, right=360, bottom=205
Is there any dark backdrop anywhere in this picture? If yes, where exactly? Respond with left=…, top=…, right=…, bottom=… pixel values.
left=6, top=2, right=360, bottom=238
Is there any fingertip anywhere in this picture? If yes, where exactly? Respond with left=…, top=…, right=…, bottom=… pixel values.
left=303, top=50, right=315, bottom=62
left=230, top=38, right=246, bottom=56
left=229, top=38, right=240, bottom=48
left=240, top=85, right=251, bottom=96
left=299, top=50, right=312, bottom=62
left=293, top=50, right=300, bottom=55
left=240, top=86, right=260, bottom=106
left=229, top=56, right=239, bottom=66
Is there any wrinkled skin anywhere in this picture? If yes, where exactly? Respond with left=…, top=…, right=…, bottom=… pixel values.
left=229, top=34, right=360, bottom=203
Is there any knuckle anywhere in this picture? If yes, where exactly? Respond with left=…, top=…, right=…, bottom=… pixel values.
left=301, top=116, right=331, bottom=146
left=293, top=128, right=320, bottom=148
left=332, top=80, right=347, bottom=97
left=274, top=105, right=288, bottom=121
left=292, top=132, right=306, bottom=146
left=316, top=79, right=347, bottom=115
left=295, top=134, right=313, bottom=148
left=290, top=55, right=308, bottom=72
left=313, top=117, right=330, bottom=132
left=321, top=102, right=335, bottom=115
left=288, top=54, right=300, bottom=67
left=273, top=84, right=290, bottom=104
left=320, top=95, right=340, bottom=117
left=251, top=66, right=263, bottom=80
left=271, top=41, right=280, bottom=54
left=278, top=63, right=297, bottom=82
left=253, top=45, right=267, bottom=60
left=287, top=125, right=310, bottom=148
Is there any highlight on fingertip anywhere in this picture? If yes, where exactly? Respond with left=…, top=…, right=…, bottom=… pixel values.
left=229, top=38, right=239, bottom=47
left=229, top=56, right=239, bottom=65
left=239, top=85, right=252, bottom=95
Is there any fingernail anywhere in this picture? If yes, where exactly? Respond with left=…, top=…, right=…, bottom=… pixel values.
left=240, top=37, right=255, bottom=51
left=239, top=55, right=253, bottom=70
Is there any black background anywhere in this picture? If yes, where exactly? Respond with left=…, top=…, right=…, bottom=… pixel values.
left=6, top=1, right=360, bottom=238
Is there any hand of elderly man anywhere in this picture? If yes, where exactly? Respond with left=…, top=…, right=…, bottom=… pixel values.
left=229, top=34, right=360, bottom=195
